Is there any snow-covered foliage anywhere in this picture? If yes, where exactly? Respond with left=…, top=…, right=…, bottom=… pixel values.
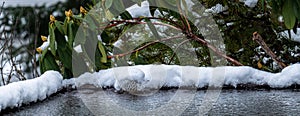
left=0, top=71, right=62, bottom=111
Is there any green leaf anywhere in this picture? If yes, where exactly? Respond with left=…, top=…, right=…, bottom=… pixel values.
left=101, top=30, right=117, bottom=44
left=98, top=41, right=107, bottom=63
left=84, top=15, right=98, bottom=30
left=57, top=45, right=72, bottom=70
left=145, top=18, right=161, bottom=40
left=49, top=26, right=56, bottom=56
left=271, top=0, right=280, bottom=14
left=62, top=67, right=73, bottom=79
left=261, top=0, right=265, bottom=11
left=282, top=0, right=296, bottom=29
left=74, top=27, right=86, bottom=45
left=95, top=46, right=111, bottom=71
left=293, top=22, right=298, bottom=33
left=135, top=50, right=139, bottom=58
left=294, top=0, right=300, bottom=20
left=157, top=0, right=177, bottom=11
left=105, top=0, right=113, bottom=9
left=40, top=51, right=60, bottom=74
left=105, top=10, right=114, bottom=20
left=180, top=0, right=188, bottom=15
left=113, top=0, right=125, bottom=13
left=120, top=11, right=133, bottom=20
left=54, top=21, right=65, bottom=34
left=40, top=47, right=49, bottom=62
left=67, top=22, right=75, bottom=47
left=131, top=0, right=143, bottom=6
left=149, top=6, right=158, bottom=16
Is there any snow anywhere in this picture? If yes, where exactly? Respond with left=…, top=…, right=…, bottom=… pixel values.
left=280, top=28, right=300, bottom=43
left=1, top=64, right=300, bottom=111
left=204, top=4, right=227, bottom=14
left=243, top=0, right=258, bottom=8
left=266, top=64, right=300, bottom=88
left=67, top=64, right=300, bottom=91
left=64, top=66, right=148, bottom=92
left=2, top=0, right=66, bottom=7
left=0, top=71, right=63, bottom=111
left=126, top=1, right=152, bottom=18
left=73, top=45, right=83, bottom=53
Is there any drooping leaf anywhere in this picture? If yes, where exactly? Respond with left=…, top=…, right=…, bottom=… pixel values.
left=135, top=50, right=139, bottom=58
left=95, top=46, right=111, bottom=71
left=293, top=20, right=298, bottom=33
left=282, top=0, right=296, bottom=29
left=62, top=67, right=73, bottom=79
left=180, top=0, right=188, bottom=15
left=113, top=0, right=126, bottom=13
left=105, top=10, right=114, bottom=20
left=98, top=41, right=108, bottom=63
left=120, top=11, right=133, bottom=20
left=84, top=15, right=98, bottom=31
left=149, top=6, right=158, bottom=16
left=145, top=18, right=161, bottom=40
left=40, top=51, right=60, bottom=74
left=57, top=45, right=72, bottom=70
left=67, top=21, right=75, bottom=47
left=55, top=21, right=66, bottom=34
left=157, top=0, right=177, bottom=10
left=55, top=29, right=72, bottom=70
left=131, top=0, right=143, bottom=6
left=49, top=25, right=56, bottom=56
left=74, top=27, right=87, bottom=45
left=105, top=0, right=113, bottom=9
left=294, top=0, right=300, bottom=20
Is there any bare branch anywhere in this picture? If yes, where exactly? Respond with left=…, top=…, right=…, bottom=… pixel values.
left=190, top=34, right=244, bottom=66
left=103, top=16, right=243, bottom=66
left=108, top=35, right=184, bottom=59
left=252, top=32, right=286, bottom=69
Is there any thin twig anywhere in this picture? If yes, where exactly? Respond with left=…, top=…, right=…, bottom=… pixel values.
left=0, top=2, right=5, bottom=15
left=33, top=10, right=40, bottom=77
left=190, top=34, right=244, bottom=66
left=108, top=35, right=184, bottom=59
left=103, top=16, right=243, bottom=66
left=252, top=32, right=286, bottom=69
left=177, top=0, right=191, bottom=33
left=168, top=39, right=191, bottom=65
left=101, top=20, right=181, bottom=31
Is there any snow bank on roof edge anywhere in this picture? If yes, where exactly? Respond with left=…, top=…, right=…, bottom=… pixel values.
left=0, top=71, right=63, bottom=111
left=67, top=63, right=300, bottom=91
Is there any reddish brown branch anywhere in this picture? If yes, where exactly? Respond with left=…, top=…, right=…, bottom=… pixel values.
left=252, top=32, right=286, bottom=69
left=190, top=34, right=244, bottom=66
left=107, top=35, right=184, bottom=59
left=101, top=17, right=182, bottom=30
left=104, top=17, right=243, bottom=66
